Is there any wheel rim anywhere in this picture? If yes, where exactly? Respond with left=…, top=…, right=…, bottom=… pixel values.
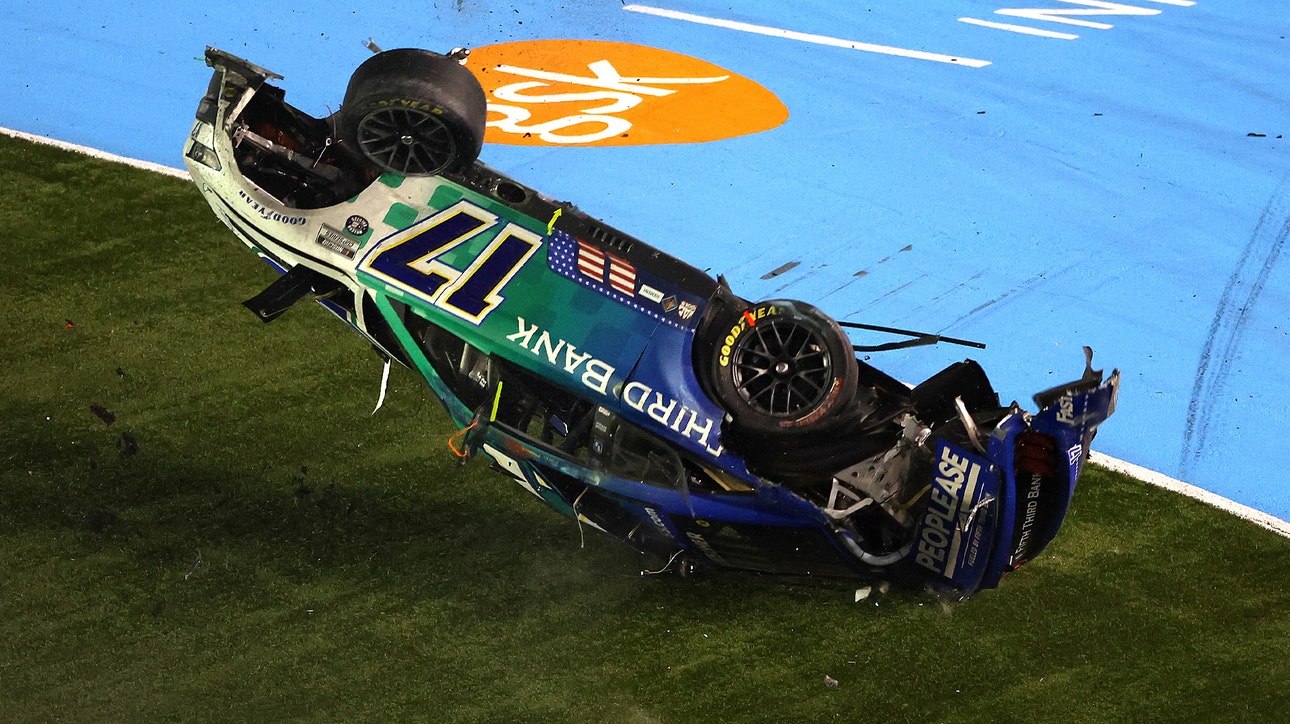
left=355, top=107, right=457, bottom=175
left=730, top=318, right=834, bottom=417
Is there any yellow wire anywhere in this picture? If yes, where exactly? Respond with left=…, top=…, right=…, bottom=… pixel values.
left=899, top=484, right=932, bottom=510
left=490, top=381, right=503, bottom=422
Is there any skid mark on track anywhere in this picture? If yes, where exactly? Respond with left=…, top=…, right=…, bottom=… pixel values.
left=819, top=275, right=863, bottom=301
left=817, top=244, right=914, bottom=301
left=838, top=275, right=928, bottom=316
left=942, top=263, right=1079, bottom=329
left=1181, top=192, right=1290, bottom=476
left=760, top=260, right=800, bottom=279
left=927, top=271, right=988, bottom=306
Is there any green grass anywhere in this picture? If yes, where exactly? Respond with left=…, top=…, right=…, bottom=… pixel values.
left=2, top=133, right=1288, bottom=722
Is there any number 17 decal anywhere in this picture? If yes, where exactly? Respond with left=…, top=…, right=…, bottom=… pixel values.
left=359, top=200, right=543, bottom=324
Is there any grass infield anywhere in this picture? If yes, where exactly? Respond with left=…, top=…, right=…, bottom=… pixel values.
left=2, top=134, right=1288, bottom=721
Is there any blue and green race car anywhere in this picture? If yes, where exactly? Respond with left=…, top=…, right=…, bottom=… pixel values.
left=183, top=46, right=1118, bottom=597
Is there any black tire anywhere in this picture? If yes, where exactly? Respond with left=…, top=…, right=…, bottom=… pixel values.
left=340, top=49, right=487, bottom=176
left=708, top=300, right=858, bottom=433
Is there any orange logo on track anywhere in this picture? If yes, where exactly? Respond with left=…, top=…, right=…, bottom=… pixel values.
left=470, top=39, right=788, bottom=147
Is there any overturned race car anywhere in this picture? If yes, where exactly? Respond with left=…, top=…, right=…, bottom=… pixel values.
left=183, top=46, right=1118, bottom=597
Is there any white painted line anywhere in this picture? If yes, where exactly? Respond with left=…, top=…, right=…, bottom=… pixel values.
left=0, top=126, right=188, bottom=179
left=4, top=124, right=1288, bottom=542
left=958, top=17, right=1080, bottom=40
left=1090, top=451, right=1290, bottom=539
left=623, top=4, right=991, bottom=68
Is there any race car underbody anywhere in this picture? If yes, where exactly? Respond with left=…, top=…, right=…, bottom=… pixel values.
left=183, top=46, right=1119, bottom=597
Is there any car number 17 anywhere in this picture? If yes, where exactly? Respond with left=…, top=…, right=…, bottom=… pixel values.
left=359, top=199, right=543, bottom=324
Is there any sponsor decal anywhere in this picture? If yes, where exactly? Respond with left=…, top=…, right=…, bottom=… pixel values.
left=644, top=507, right=676, bottom=540
left=504, top=316, right=723, bottom=456
left=685, top=530, right=729, bottom=566
left=237, top=189, right=307, bottom=225
left=638, top=284, right=664, bottom=304
left=965, top=522, right=987, bottom=569
left=1011, top=470, right=1045, bottom=564
left=1067, top=442, right=1085, bottom=482
left=470, top=39, right=788, bottom=147
left=677, top=301, right=698, bottom=320
left=1008, top=431, right=1068, bottom=566
left=506, top=316, right=618, bottom=396
left=914, top=442, right=986, bottom=578
left=546, top=230, right=699, bottom=330
left=1057, top=393, right=1075, bottom=423
left=717, top=304, right=779, bottom=367
left=315, top=224, right=359, bottom=259
left=344, top=215, right=370, bottom=237
left=622, top=380, right=723, bottom=456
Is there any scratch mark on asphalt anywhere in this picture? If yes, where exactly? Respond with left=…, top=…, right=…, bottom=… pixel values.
left=837, top=275, right=927, bottom=314
left=761, top=261, right=800, bottom=279
left=818, top=244, right=914, bottom=300
left=942, top=264, right=1077, bottom=329
left=1181, top=192, right=1290, bottom=476
left=819, top=276, right=862, bottom=301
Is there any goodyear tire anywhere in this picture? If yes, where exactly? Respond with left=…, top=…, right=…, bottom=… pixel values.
left=340, top=49, right=487, bottom=176
left=709, top=300, right=858, bottom=433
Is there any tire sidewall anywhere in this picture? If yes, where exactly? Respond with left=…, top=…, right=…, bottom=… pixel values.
left=708, top=299, right=859, bottom=432
left=340, top=49, right=487, bottom=175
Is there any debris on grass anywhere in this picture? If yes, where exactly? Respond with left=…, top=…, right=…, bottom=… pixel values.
left=184, top=551, right=203, bottom=581
left=117, top=430, right=139, bottom=457
left=90, top=403, right=116, bottom=426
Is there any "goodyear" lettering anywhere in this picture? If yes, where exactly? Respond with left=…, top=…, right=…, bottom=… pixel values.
left=372, top=98, right=443, bottom=114
left=717, top=305, right=778, bottom=367
left=238, top=189, right=307, bottom=225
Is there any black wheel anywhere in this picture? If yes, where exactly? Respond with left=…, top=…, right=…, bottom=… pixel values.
left=340, top=49, right=487, bottom=176
left=709, top=300, right=858, bottom=432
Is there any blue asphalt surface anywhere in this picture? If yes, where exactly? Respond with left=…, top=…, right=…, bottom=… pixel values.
left=5, top=1, right=1288, bottom=520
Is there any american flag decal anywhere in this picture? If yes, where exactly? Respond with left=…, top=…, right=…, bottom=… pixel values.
left=575, top=239, right=636, bottom=296
left=607, top=255, right=637, bottom=296
left=547, top=229, right=698, bottom=331
left=575, top=239, right=606, bottom=280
